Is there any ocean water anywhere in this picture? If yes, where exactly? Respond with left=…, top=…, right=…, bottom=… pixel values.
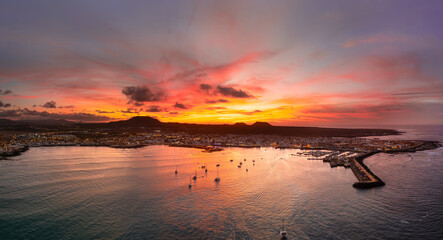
left=0, top=126, right=442, bottom=240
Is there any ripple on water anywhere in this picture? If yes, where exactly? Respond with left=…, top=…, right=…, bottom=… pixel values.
left=1, top=143, right=442, bottom=240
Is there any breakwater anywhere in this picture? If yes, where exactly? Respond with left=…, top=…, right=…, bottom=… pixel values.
left=350, top=140, right=441, bottom=189
left=350, top=152, right=385, bottom=189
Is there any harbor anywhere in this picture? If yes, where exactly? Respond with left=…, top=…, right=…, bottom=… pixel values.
left=1, top=131, right=440, bottom=189
left=2, top=142, right=442, bottom=239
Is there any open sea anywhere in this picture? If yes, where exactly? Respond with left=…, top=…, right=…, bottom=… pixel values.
left=1, top=125, right=442, bottom=239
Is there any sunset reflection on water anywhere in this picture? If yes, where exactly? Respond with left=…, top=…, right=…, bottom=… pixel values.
left=3, top=143, right=441, bottom=239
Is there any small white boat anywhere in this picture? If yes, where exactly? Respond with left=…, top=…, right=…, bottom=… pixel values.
left=280, top=220, right=288, bottom=240
left=214, top=165, right=220, bottom=182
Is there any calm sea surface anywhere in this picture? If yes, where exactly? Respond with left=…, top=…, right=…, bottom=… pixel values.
left=1, top=126, right=442, bottom=239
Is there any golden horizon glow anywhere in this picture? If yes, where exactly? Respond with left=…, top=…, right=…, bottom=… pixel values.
left=0, top=1, right=441, bottom=126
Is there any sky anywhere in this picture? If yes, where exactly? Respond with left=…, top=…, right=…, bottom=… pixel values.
left=0, top=0, right=442, bottom=126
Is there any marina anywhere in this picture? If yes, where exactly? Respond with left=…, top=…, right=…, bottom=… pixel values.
left=1, top=137, right=442, bottom=239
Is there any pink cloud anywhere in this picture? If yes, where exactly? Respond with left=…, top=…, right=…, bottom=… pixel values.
left=343, top=33, right=410, bottom=48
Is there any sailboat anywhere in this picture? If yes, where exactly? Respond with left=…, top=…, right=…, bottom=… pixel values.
left=175, top=165, right=178, bottom=174
left=193, top=167, right=197, bottom=180
left=214, top=165, right=220, bottom=182
left=280, top=220, right=288, bottom=240
left=188, top=175, right=192, bottom=189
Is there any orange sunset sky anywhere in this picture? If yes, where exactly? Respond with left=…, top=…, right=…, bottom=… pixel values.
left=0, top=0, right=442, bottom=126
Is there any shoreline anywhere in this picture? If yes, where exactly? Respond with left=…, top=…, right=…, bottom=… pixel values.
left=0, top=145, right=29, bottom=159
left=351, top=151, right=385, bottom=188
left=2, top=141, right=440, bottom=189
left=351, top=140, right=441, bottom=189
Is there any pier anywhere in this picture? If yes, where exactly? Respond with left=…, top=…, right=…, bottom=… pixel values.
left=318, top=151, right=385, bottom=188
left=349, top=152, right=385, bottom=189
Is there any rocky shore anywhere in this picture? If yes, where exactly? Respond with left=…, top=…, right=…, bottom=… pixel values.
left=0, top=145, right=29, bottom=159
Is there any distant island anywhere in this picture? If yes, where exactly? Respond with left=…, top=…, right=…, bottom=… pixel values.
left=0, top=116, right=440, bottom=189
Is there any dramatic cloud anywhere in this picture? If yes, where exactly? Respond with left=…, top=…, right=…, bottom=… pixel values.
left=205, top=99, right=229, bottom=104
left=216, top=86, right=253, bottom=98
left=200, top=84, right=254, bottom=98
left=238, top=110, right=262, bottom=115
left=174, top=102, right=187, bottom=109
left=0, top=89, right=12, bottom=95
left=96, top=110, right=115, bottom=114
left=42, top=101, right=57, bottom=108
left=58, top=105, right=75, bottom=109
left=120, top=108, right=142, bottom=114
left=0, top=1, right=441, bottom=125
left=0, top=108, right=112, bottom=122
left=0, top=101, right=11, bottom=108
left=199, top=83, right=212, bottom=91
left=145, top=105, right=162, bottom=112
left=122, top=86, right=165, bottom=103
left=0, top=109, right=20, bottom=117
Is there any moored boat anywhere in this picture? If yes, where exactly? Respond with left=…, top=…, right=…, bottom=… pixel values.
left=280, top=220, right=288, bottom=240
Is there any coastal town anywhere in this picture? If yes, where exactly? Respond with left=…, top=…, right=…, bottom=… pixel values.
left=0, top=130, right=427, bottom=155
left=1, top=129, right=440, bottom=189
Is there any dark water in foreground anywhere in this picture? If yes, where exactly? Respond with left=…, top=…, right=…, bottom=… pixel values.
left=1, top=126, right=442, bottom=239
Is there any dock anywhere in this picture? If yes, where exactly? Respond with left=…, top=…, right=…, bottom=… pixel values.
left=349, top=152, right=385, bottom=188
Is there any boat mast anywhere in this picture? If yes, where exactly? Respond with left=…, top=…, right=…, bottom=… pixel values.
left=188, top=174, right=192, bottom=188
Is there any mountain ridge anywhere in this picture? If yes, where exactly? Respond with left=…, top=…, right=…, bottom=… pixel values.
left=0, top=116, right=401, bottom=137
